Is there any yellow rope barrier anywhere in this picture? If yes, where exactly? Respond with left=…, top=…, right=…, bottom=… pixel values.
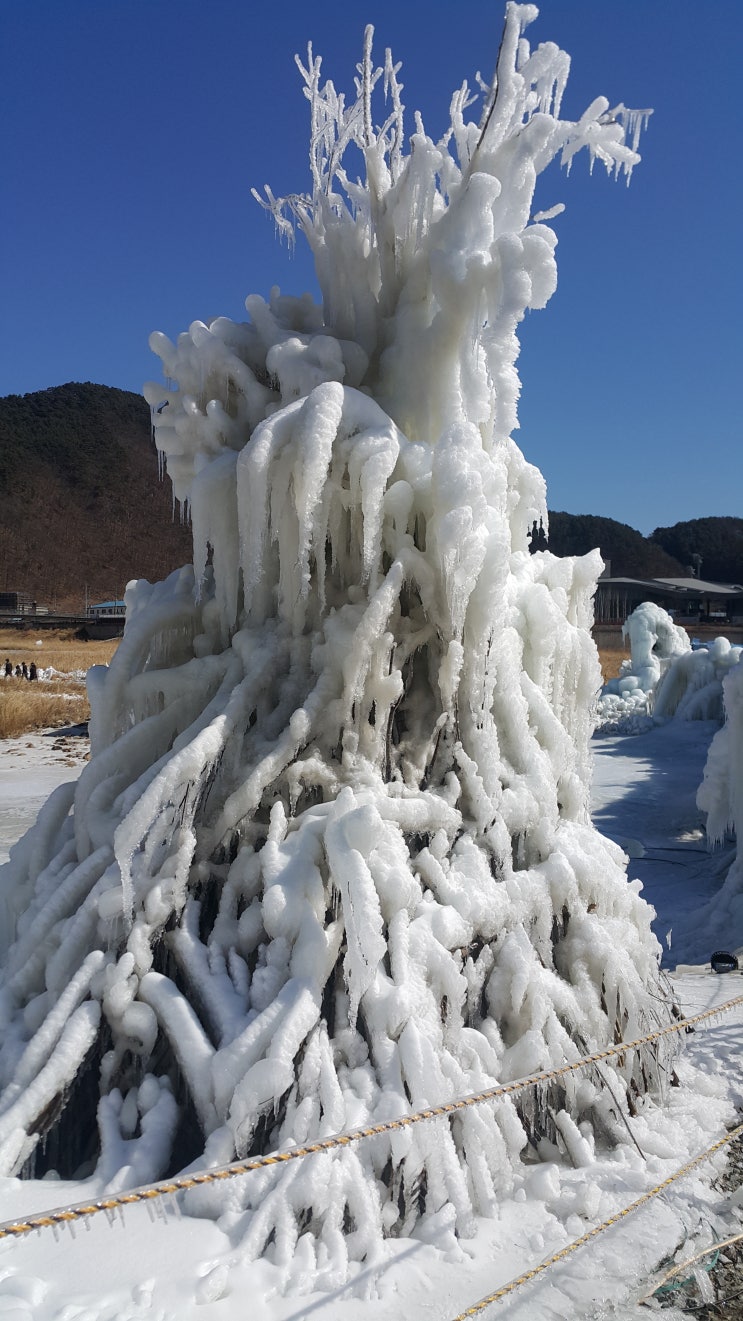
left=450, top=1120, right=743, bottom=1320
left=0, top=991, right=740, bottom=1242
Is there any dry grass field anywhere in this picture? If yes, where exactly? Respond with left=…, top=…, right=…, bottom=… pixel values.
left=0, top=629, right=120, bottom=738
left=597, top=643, right=630, bottom=683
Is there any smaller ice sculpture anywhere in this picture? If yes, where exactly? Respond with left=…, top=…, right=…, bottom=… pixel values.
left=598, top=601, right=742, bottom=730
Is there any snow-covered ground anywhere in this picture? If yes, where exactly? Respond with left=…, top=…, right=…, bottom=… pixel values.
left=0, top=721, right=740, bottom=1320
left=0, top=727, right=88, bottom=868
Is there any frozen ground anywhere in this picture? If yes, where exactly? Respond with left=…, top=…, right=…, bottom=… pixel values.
left=0, top=721, right=740, bottom=1320
left=0, top=727, right=88, bottom=867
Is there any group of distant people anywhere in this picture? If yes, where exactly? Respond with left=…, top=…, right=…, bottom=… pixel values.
left=3, top=658, right=37, bottom=680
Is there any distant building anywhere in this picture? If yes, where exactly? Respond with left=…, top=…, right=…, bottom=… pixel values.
left=595, top=576, right=743, bottom=625
left=0, top=590, right=32, bottom=615
left=88, top=599, right=126, bottom=619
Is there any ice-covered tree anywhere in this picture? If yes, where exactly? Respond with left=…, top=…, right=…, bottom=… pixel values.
left=0, top=2, right=668, bottom=1286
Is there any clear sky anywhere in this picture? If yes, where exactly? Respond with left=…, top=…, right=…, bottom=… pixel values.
left=2, top=1, right=741, bottom=537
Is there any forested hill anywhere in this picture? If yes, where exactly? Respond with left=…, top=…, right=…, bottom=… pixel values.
left=0, top=383, right=192, bottom=612
left=545, top=513, right=743, bottom=583
left=650, top=517, right=743, bottom=584
left=544, top=513, right=685, bottom=579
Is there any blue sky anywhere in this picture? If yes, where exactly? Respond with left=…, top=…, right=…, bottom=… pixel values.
left=2, top=1, right=741, bottom=537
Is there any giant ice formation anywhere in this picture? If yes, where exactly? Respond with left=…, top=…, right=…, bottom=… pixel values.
left=0, top=3, right=669, bottom=1285
left=695, top=656, right=743, bottom=942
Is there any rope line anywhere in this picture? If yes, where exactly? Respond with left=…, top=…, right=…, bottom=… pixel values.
left=0, top=992, right=741, bottom=1242
left=450, top=1120, right=743, bottom=1320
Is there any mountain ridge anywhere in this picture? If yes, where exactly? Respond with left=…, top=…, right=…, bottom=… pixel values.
left=2, top=383, right=740, bottom=613
left=0, top=382, right=192, bottom=612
